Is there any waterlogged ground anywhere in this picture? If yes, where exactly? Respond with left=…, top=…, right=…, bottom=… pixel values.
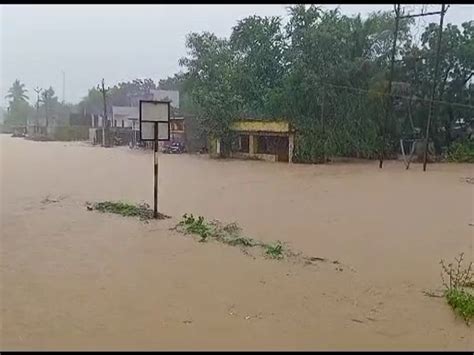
left=1, top=135, right=472, bottom=350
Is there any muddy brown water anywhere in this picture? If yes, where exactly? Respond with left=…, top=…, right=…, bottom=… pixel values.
left=0, top=135, right=473, bottom=350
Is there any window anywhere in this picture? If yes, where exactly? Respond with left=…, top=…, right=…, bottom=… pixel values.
left=121, top=120, right=124, bottom=128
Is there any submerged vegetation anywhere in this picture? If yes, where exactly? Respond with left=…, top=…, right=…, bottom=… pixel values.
left=176, top=214, right=346, bottom=267
left=177, top=214, right=268, bottom=250
left=440, top=253, right=474, bottom=325
left=87, top=201, right=170, bottom=220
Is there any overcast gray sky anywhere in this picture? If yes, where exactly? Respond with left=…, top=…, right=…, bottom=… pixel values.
left=1, top=4, right=473, bottom=106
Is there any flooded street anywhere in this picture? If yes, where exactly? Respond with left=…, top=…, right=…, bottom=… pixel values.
left=1, top=134, right=472, bottom=350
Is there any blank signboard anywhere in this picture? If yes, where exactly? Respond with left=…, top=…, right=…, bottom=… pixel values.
left=141, top=101, right=169, bottom=122
left=140, top=121, right=170, bottom=141
left=139, top=100, right=170, bottom=141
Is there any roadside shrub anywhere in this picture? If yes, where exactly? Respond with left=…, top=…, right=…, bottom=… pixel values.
left=447, top=139, right=474, bottom=163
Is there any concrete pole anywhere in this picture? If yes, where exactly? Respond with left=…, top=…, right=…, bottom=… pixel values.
left=288, top=134, right=294, bottom=163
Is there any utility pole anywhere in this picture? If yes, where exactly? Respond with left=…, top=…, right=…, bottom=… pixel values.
left=379, top=4, right=445, bottom=170
left=34, top=87, right=42, bottom=134
left=44, top=89, right=49, bottom=133
left=423, top=4, right=447, bottom=171
left=379, top=3, right=400, bottom=169
left=62, top=71, right=66, bottom=104
left=98, top=78, right=109, bottom=147
left=321, top=90, right=326, bottom=163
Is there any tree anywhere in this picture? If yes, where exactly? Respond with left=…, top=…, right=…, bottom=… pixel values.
left=5, top=79, right=29, bottom=103
left=79, top=78, right=159, bottom=115
left=230, top=15, right=287, bottom=117
left=158, top=73, right=197, bottom=115
left=180, top=32, right=243, bottom=143
left=4, top=80, right=31, bottom=127
left=170, top=7, right=473, bottom=161
left=399, top=20, right=474, bottom=150
left=40, top=86, right=59, bottom=129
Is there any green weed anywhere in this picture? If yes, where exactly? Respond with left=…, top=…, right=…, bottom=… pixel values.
left=264, top=242, right=284, bottom=259
left=177, top=214, right=284, bottom=259
left=440, top=253, right=474, bottom=325
left=446, top=288, right=474, bottom=325
left=87, top=201, right=169, bottom=220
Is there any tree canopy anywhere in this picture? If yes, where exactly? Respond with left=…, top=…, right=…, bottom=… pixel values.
left=177, top=6, right=473, bottom=161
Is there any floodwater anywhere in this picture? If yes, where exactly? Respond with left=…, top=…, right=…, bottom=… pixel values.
left=0, top=135, right=472, bottom=350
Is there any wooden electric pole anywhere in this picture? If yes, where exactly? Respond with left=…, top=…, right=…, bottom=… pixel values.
left=98, top=79, right=109, bottom=147
left=423, top=4, right=447, bottom=171
left=379, top=4, right=445, bottom=170
left=34, top=87, right=42, bottom=134
left=321, top=90, right=326, bottom=163
left=62, top=71, right=66, bottom=104
left=380, top=3, right=401, bottom=169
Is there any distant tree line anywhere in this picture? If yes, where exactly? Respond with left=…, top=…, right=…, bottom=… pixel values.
left=5, top=5, right=472, bottom=162
left=3, top=80, right=71, bottom=130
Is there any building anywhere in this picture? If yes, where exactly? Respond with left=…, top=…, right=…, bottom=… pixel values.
left=210, top=120, right=295, bottom=163
left=151, top=89, right=180, bottom=109
left=112, top=106, right=139, bottom=128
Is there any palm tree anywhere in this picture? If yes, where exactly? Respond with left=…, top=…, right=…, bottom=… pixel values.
left=5, top=80, right=29, bottom=102
left=41, top=86, right=58, bottom=129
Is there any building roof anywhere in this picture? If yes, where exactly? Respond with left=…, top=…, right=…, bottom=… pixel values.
left=112, top=106, right=139, bottom=119
left=231, top=120, right=292, bottom=133
left=151, top=89, right=180, bottom=109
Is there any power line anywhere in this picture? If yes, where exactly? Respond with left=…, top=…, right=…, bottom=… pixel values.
left=318, top=81, right=474, bottom=110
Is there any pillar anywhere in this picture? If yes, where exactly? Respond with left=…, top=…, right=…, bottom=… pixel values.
left=288, top=134, right=294, bottom=163
left=249, top=134, right=258, bottom=155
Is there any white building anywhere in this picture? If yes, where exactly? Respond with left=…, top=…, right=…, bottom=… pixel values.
left=151, top=89, right=180, bottom=109
left=111, top=106, right=139, bottom=128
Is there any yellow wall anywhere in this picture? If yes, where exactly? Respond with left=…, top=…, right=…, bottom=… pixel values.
left=231, top=120, right=290, bottom=133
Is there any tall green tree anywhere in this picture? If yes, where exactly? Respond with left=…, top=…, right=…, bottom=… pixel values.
left=230, top=15, right=287, bottom=117
left=5, top=79, right=29, bottom=102
left=4, top=80, right=31, bottom=126
left=179, top=32, right=242, bottom=142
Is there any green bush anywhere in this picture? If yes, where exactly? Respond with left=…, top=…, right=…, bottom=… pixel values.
left=447, top=140, right=474, bottom=163
left=446, top=289, right=474, bottom=325
left=440, top=253, right=474, bottom=325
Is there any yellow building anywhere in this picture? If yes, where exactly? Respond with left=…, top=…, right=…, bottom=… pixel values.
left=210, top=119, right=295, bottom=163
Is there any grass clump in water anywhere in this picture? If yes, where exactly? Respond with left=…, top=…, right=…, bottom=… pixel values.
left=440, top=253, right=474, bottom=325
left=177, top=214, right=282, bottom=258
left=179, top=214, right=213, bottom=242
left=445, top=288, right=474, bottom=325
left=88, top=201, right=169, bottom=220
left=264, top=242, right=284, bottom=259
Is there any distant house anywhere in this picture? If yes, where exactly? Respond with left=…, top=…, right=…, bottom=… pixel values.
left=112, top=106, right=139, bottom=128
left=26, top=113, right=66, bottom=137
left=209, top=119, right=295, bottom=163
left=151, top=89, right=180, bottom=109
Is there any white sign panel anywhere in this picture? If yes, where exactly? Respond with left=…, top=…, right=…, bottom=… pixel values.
left=141, top=101, right=169, bottom=122
left=139, top=100, right=170, bottom=141
left=140, top=121, right=169, bottom=141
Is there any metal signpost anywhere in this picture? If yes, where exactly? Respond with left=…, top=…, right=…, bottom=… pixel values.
left=139, top=100, right=170, bottom=218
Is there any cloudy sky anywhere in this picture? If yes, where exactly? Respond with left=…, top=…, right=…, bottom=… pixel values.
left=1, top=4, right=473, bottom=106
